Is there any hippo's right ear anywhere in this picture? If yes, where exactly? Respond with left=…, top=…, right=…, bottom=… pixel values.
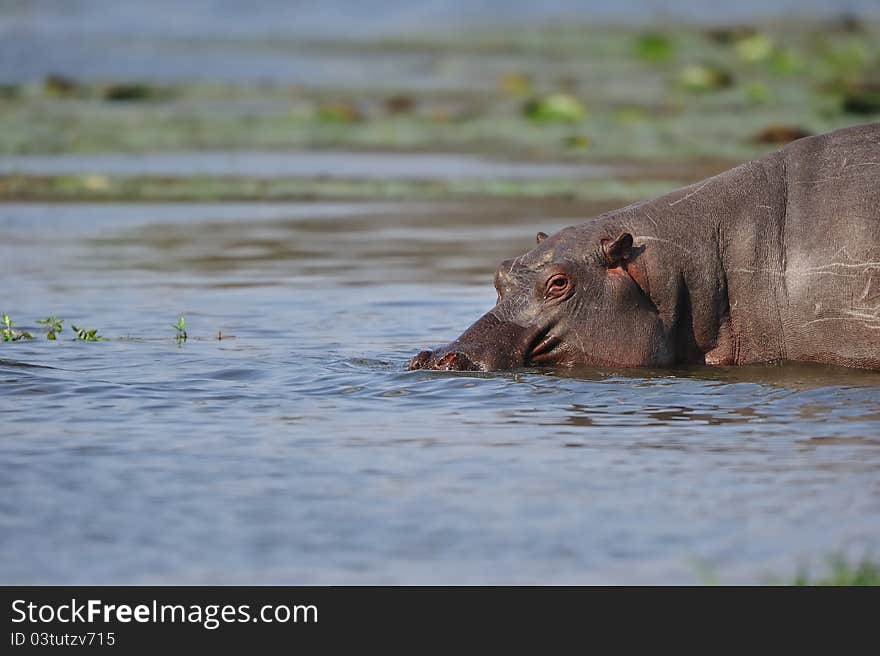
left=601, top=232, right=633, bottom=267
left=536, top=232, right=548, bottom=245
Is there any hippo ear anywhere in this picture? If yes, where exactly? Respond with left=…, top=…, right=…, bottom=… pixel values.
left=536, top=231, right=548, bottom=245
left=601, top=232, right=633, bottom=267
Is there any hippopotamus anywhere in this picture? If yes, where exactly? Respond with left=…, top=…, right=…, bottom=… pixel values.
left=409, top=122, right=880, bottom=371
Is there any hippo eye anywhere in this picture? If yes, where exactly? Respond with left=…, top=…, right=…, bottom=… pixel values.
left=545, top=273, right=570, bottom=299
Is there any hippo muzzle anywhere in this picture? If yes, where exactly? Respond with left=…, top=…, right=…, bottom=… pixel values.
left=408, top=312, right=543, bottom=371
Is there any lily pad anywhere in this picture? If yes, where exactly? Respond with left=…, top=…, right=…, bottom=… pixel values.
left=634, top=33, right=675, bottom=63
left=522, top=93, right=586, bottom=123
left=734, top=33, right=774, bottom=63
left=677, top=64, right=734, bottom=92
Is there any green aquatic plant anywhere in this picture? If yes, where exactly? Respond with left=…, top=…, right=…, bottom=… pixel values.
left=821, top=38, right=872, bottom=79
left=102, top=83, right=161, bottom=102
left=563, top=134, right=591, bottom=150
left=36, top=316, right=63, bottom=340
left=43, top=73, right=82, bottom=98
left=842, top=82, right=880, bottom=115
left=497, top=71, right=532, bottom=96
left=677, top=63, right=734, bottom=92
left=743, top=81, right=772, bottom=105
left=634, top=32, right=675, bottom=63
left=1, top=314, right=34, bottom=341
left=792, top=555, right=880, bottom=586
left=734, top=33, right=774, bottom=63
left=71, top=324, right=103, bottom=341
left=768, top=48, right=804, bottom=75
left=172, top=315, right=187, bottom=343
left=317, top=100, right=363, bottom=123
left=522, top=93, right=586, bottom=123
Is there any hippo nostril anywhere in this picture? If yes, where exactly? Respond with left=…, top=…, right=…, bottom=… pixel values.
left=408, top=350, right=433, bottom=370
left=433, top=351, right=478, bottom=371
left=434, top=352, right=458, bottom=370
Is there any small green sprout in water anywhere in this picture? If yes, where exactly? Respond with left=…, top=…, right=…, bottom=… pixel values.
left=71, top=324, right=103, bottom=341
left=36, top=316, right=63, bottom=340
left=1, top=314, right=34, bottom=342
left=173, top=315, right=187, bottom=343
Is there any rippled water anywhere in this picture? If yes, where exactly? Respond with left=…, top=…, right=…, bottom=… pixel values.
left=4, top=1, right=879, bottom=85
left=2, top=197, right=879, bottom=584
left=0, top=151, right=616, bottom=180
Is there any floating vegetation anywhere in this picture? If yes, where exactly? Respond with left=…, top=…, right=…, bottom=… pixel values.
left=0, top=83, right=20, bottom=99
left=317, top=100, right=364, bottom=123
left=704, top=25, right=758, bottom=46
left=1, top=314, right=33, bottom=341
left=842, top=81, right=880, bottom=114
left=102, top=83, right=161, bottom=102
left=71, top=324, right=103, bottom=341
left=751, top=125, right=812, bottom=145
left=743, top=81, right=772, bottom=104
left=734, top=33, right=774, bottom=63
left=36, top=316, right=64, bottom=340
left=791, top=555, right=880, bottom=586
left=563, top=134, right=591, bottom=150
left=81, top=175, right=110, bottom=191
left=384, top=95, right=416, bottom=115
left=173, top=316, right=187, bottom=344
left=768, top=48, right=805, bottom=75
left=634, top=32, right=675, bottom=63
left=0, top=173, right=684, bottom=203
left=612, top=107, right=648, bottom=125
left=522, top=93, right=586, bottom=123
left=822, top=39, right=872, bottom=78
left=43, top=73, right=82, bottom=98
left=497, top=71, right=532, bottom=96
left=677, top=63, right=734, bottom=92
left=0, top=23, right=874, bottom=170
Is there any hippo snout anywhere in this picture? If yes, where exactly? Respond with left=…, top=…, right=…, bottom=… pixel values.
left=408, top=312, right=538, bottom=371
left=408, top=349, right=482, bottom=371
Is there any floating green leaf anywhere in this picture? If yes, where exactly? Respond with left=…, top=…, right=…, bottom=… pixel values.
left=734, top=33, right=774, bottom=63
left=522, top=93, right=587, bottom=123
left=634, top=32, right=675, bottom=63
left=677, top=64, right=734, bottom=92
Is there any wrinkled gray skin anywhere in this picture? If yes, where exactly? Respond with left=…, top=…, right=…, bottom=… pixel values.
left=409, top=123, right=880, bottom=372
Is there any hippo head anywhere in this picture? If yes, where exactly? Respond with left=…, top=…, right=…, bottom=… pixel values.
left=409, top=225, right=674, bottom=371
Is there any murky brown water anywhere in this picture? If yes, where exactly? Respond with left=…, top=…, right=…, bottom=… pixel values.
left=2, top=196, right=879, bottom=583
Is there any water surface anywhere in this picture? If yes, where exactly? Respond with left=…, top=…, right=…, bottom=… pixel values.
left=3, top=1, right=879, bottom=84
left=2, top=198, right=878, bottom=584
left=0, top=151, right=616, bottom=180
